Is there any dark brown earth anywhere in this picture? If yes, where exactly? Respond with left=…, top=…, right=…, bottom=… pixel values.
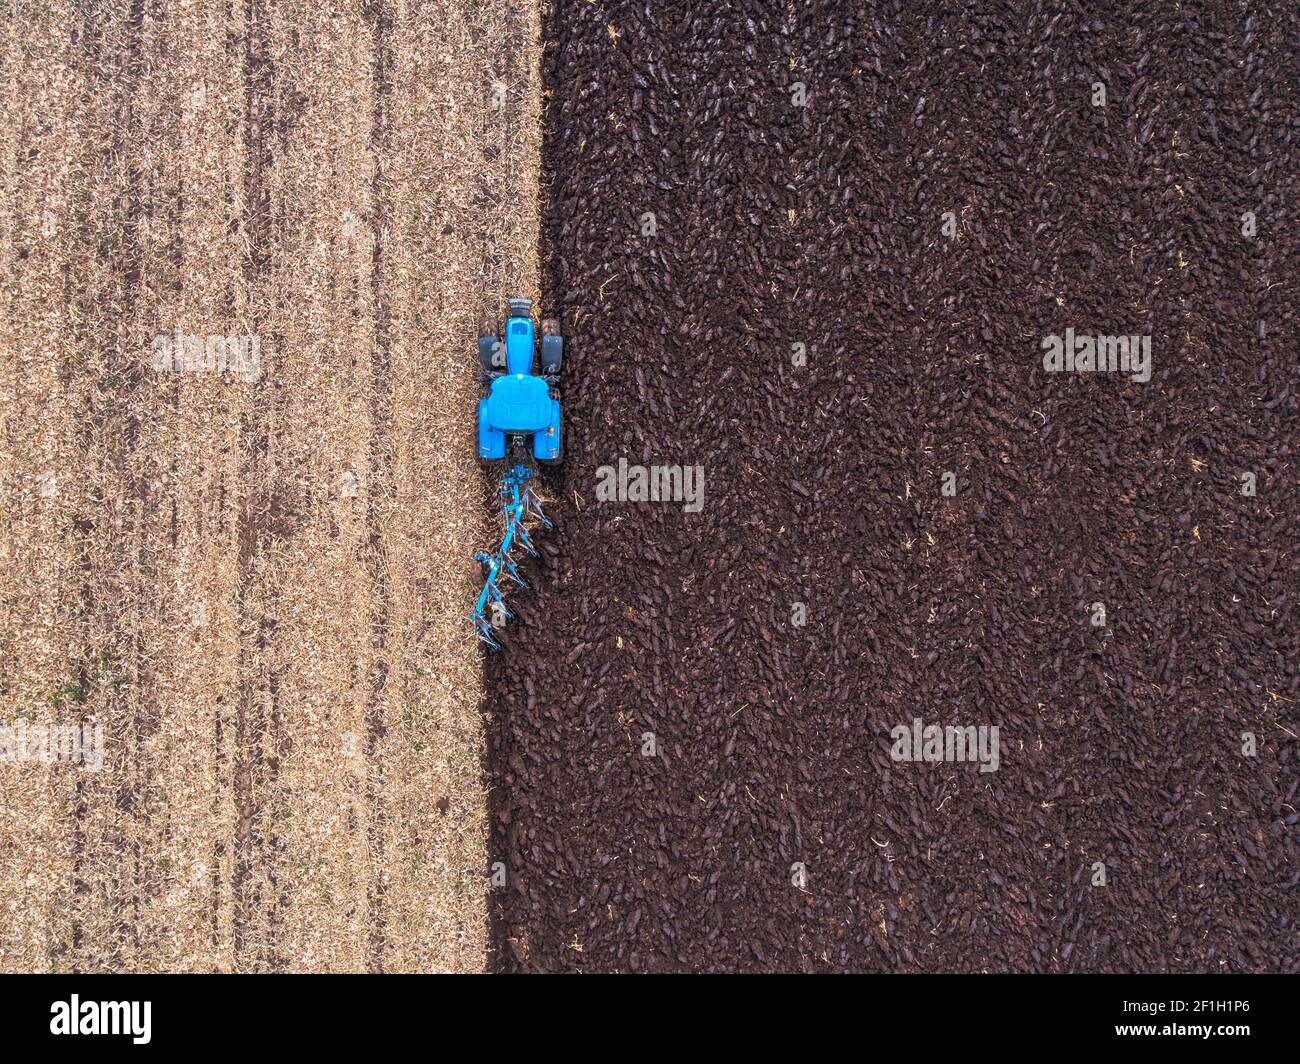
left=485, top=1, right=1298, bottom=972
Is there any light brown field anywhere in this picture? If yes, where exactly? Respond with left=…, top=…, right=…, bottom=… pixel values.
left=0, top=0, right=540, bottom=972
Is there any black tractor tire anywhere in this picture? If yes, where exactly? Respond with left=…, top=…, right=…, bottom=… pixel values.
left=478, top=316, right=503, bottom=372
left=540, top=318, right=562, bottom=376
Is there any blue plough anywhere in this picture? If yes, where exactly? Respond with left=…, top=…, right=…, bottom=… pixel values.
left=472, top=463, right=551, bottom=649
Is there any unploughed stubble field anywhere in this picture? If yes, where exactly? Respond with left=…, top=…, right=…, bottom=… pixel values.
left=1, top=0, right=540, bottom=972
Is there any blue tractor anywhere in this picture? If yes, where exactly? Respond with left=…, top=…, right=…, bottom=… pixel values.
left=476, top=297, right=562, bottom=464
left=472, top=298, right=562, bottom=647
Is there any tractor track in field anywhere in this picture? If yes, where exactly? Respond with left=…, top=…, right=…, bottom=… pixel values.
left=232, top=0, right=275, bottom=967
left=361, top=0, right=394, bottom=973
left=486, top=0, right=1299, bottom=972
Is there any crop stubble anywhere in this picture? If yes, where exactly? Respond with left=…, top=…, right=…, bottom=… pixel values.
left=1, top=0, right=542, bottom=972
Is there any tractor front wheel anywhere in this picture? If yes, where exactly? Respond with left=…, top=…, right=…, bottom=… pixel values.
left=540, top=318, right=562, bottom=377
left=478, top=316, right=503, bottom=372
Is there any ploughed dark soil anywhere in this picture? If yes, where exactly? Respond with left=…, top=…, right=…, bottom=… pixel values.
left=485, top=1, right=1298, bottom=972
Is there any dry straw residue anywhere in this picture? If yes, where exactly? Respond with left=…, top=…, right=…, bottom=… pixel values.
left=0, top=0, right=541, bottom=973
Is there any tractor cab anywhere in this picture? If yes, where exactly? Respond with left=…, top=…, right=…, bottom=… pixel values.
left=487, top=373, right=552, bottom=433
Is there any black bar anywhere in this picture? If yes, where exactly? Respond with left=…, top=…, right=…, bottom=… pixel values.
left=0, top=973, right=1286, bottom=1051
